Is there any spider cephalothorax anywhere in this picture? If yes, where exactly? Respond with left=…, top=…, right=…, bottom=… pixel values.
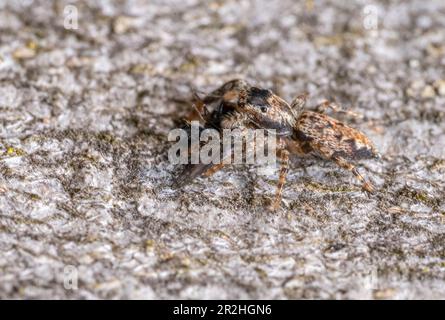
left=236, top=86, right=297, bottom=136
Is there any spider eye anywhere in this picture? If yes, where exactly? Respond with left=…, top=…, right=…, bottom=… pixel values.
left=260, top=106, right=268, bottom=113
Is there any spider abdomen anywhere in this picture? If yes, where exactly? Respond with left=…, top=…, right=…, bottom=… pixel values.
left=294, top=111, right=379, bottom=161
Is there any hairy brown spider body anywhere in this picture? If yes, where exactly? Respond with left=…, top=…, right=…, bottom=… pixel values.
left=174, top=79, right=380, bottom=210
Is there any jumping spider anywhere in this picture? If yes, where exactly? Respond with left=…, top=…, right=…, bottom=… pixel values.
left=174, top=79, right=380, bottom=210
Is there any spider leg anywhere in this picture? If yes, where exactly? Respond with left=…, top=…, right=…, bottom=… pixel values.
left=203, top=163, right=225, bottom=177
left=269, top=147, right=290, bottom=211
left=331, top=155, right=375, bottom=193
left=315, top=100, right=362, bottom=119
left=184, top=92, right=209, bottom=124
left=203, top=79, right=250, bottom=105
left=290, top=92, right=309, bottom=114
left=203, top=139, right=236, bottom=177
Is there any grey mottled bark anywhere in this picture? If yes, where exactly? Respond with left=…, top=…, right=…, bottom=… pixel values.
left=0, top=0, right=444, bottom=299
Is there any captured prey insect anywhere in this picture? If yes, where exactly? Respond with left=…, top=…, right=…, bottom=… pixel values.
left=172, top=79, right=257, bottom=188
left=173, top=80, right=380, bottom=210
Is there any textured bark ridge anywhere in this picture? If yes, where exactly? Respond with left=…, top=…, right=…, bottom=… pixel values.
left=0, top=0, right=444, bottom=299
